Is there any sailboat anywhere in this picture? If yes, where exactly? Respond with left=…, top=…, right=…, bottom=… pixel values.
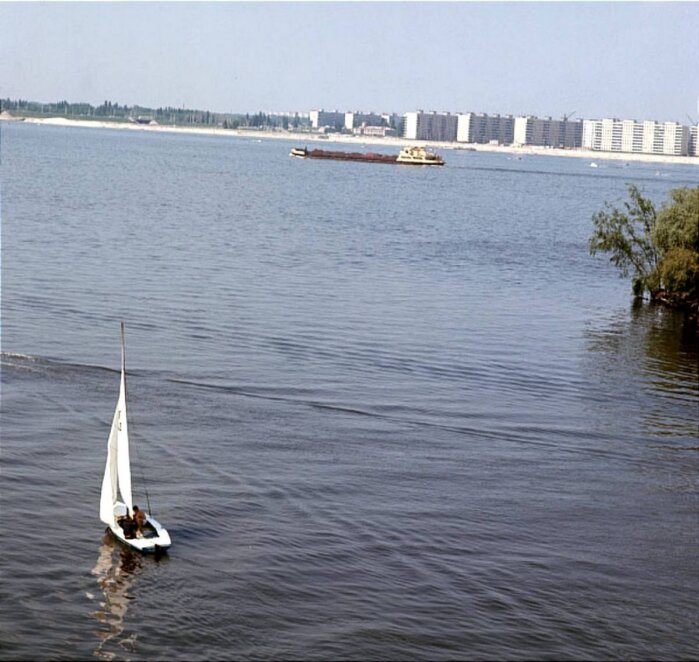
left=99, top=322, right=171, bottom=553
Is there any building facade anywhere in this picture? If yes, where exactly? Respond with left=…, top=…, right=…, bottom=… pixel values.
left=309, top=110, right=345, bottom=131
left=311, top=108, right=696, bottom=156
left=457, top=113, right=515, bottom=144
left=353, top=124, right=396, bottom=137
left=688, top=125, right=698, bottom=156
left=344, top=111, right=385, bottom=130
left=582, top=119, right=690, bottom=156
left=404, top=111, right=458, bottom=142
left=514, top=116, right=583, bottom=148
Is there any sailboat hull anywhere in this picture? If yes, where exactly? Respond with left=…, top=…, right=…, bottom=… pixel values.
left=109, top=505, right=171, bottom=553
left=108, top=524, right=171, bottom=553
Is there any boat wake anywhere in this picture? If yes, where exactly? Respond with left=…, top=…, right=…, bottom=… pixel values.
left=1, top=351, right=133, bottom=377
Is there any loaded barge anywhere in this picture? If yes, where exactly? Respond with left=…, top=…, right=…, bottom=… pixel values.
left=290, top=145, right=445, bottom=166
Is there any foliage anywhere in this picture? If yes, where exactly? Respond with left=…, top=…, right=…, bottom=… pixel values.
left=655, top=186, right=699, bottom=302
left=589, top=184, right=661, bottom=296
left=590, top=184, right=699, bottom=306
left=654, top=186, right=699, bottom=254
left=658, top=248, right=699, bottom=298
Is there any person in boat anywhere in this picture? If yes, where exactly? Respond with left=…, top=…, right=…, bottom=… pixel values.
left=120, top=512, right=137, bottom=539
left=132, top=505, right=147, bottom=534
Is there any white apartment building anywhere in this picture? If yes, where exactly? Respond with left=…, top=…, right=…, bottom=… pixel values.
left=514, top=116, right=583, bottom=148
left=309, top=110, right=345, bottom=130
left=582, top=119, right=690, bottom=156
left=404, top=111, right=458, bottom=142
left=457, top=113, right=515, bottom=144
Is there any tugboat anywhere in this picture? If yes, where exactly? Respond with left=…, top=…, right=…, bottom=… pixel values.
left=395, top=146, right=445, bottom=166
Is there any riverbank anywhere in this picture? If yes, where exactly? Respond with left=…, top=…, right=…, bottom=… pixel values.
left=5, top=115, right=699, bottom=166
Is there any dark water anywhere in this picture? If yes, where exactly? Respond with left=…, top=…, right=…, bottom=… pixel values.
left=1, top=122, right=697, bottom=661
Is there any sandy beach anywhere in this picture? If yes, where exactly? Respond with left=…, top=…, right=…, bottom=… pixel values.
left=7, top=115, right=699, bottom=167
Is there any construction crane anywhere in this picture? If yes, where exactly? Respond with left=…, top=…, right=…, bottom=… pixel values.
left=562, top=111, right=577, bottom=122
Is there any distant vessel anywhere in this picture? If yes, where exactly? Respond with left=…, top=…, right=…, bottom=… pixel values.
left=395, top=146, right=445, bottom=166
left=290, top=145, right=445, bottom=166
left=290, top=147, right=399, bottom=164
left=290, top=147, right=311, bottom=158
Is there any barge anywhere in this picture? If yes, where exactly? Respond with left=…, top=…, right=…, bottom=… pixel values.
left=290, top=145, right=445, bottom=166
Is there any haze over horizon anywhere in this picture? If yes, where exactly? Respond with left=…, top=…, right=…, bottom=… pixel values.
left=2, top=2, right=698, bottom=123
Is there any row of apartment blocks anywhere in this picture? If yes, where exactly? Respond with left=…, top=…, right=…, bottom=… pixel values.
left=404, top=111, right=699, bottom=157
left=310, top=109, right=698, bottom=157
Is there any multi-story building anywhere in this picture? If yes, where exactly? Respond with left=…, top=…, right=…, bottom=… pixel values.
left=514, top=116, right=583, bottom=148
left=382, top=113, right=403, bottom=133
left=457, top=113, right=515, bottom=144
left=309, top=110, right=345, bottom=131
left=582, top=119, right=599, bottom=150
left=404, top=111, right=458, bottom=142
left=344, top=111, right=385, bottom=131
left=690, top=125, right=698, bottom=156
left=583, top=119, right=690, bottom=156
left=312, top=107, right=696, bottom=156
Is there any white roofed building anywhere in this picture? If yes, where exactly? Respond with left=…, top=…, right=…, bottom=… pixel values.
left=582, top=118, right=690, bottom=156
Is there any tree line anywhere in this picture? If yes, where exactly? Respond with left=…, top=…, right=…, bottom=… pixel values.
left=0, top=98, right=309, bottom=130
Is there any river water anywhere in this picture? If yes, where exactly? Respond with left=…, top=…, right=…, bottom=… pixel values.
left=1, top=122, right=697, bottom=661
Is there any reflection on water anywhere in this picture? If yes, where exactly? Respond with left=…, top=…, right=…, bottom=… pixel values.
left=585, top=301, right=699, bottom=441
left=88, top=533, right=143, bottom=660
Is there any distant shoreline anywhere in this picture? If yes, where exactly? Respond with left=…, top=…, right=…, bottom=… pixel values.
left=7, top=115, right=699, bottom=167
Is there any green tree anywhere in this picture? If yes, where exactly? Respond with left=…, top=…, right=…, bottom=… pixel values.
left=590, top=184, right=699, bottom=306
left=655, top=186, right=699, bottom=303
left=589, top=183, right=661, bottom=297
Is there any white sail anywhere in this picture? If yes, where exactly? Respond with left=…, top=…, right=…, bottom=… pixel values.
left=99, top=401, right=120, bottom=527
left=99, top=324, right=133, bottom=526
left=116, top=367, right=133, bottom=511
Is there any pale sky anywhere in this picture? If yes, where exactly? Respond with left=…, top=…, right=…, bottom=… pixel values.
left=1, top=2, right=698, bottom=123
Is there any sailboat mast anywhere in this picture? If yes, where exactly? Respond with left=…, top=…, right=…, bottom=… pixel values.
left=119, top=322, right=153, bottom=516
left=120, top=321, right=128, bottom=409
left=120, top=321, right=126, bottom=378
left=116, top=321, right=133, bottom=512
left=120, top=321, right=128, bottom=418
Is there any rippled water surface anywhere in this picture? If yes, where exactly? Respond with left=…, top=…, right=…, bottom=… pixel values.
left=1, top=123, right=698, bottom=660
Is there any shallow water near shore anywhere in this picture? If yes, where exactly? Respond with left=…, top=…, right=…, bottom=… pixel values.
left=1, top=122, right=698, bottom=660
